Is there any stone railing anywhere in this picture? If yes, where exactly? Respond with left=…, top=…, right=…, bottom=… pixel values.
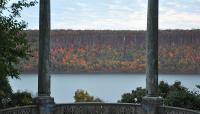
left=0, top=105, right=38, bottom=114
left=53, top=103, right=143, bottom=114
left=1, top=103, right=200, bottom=114
left=159, top=106, right=200, bottom=114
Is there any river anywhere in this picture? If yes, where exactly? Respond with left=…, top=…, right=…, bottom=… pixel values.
left=9, top=74, right=200, bottom=103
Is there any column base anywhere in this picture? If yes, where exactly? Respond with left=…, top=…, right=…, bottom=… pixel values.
left=34, top=96, right=55, bottom=105
left=141, top=96, right=162, bottom=114
left=34, top=96, right=55, bottom=114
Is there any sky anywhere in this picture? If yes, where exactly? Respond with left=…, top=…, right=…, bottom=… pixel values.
left=15, top=0, right=200, bottom=30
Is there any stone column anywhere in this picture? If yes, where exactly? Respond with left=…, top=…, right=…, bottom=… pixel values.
left=146, top=0, right=159, bottom=98
left=34, top=0, right=54, bottom=114
left=38, top=0, right=51, bottom=97
left=142, top=0, right=162, bottom=114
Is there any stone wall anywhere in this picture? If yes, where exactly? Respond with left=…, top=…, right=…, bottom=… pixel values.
left=1, top=103, right=200, bottom=114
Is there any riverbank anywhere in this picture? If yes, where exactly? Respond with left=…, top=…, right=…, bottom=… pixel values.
left=22, top=71, right=200, bottom=75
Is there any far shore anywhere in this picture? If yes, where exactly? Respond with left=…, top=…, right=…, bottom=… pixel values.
left=21, top=71, right=200, bottom=75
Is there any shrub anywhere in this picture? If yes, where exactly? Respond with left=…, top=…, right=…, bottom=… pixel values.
left=11, top=91, right=33, bottom=107
left=164, top=81, right=200, bottom=110
left=74, top=89, right=103, bottom=102
left=0, top=77, right=12, bottom=109
left=159, top=81, right=170, bottom=98
left=119, top=81, right=200, bottom=110
left=118, top=87, right=146, bottom=103
left=0, top=77, right=33, bottom=109
left=165, top=90, right=200, bottom=110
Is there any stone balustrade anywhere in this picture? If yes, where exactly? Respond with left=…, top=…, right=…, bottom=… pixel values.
left=159, top=106, right=200, bottom=114
left=53, top=103, right=143, bottom=114
left=0, top=105, right=38, bottom=114
left=1, top=103, right=200, bottom=114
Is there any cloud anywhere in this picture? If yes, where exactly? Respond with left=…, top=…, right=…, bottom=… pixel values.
left=159, top=0, right=200, bottom=29
left=160, top=10, right=200, bottom=29
left=17, top=0, right=200, bottom=30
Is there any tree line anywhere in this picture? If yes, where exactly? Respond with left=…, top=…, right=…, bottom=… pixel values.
left=21, top=29, right=200, bottom=74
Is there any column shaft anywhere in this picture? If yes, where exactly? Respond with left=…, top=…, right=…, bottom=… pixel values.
left=38, top=0, right=51, bottom=96
left=146, top=0, right=159, bottom=97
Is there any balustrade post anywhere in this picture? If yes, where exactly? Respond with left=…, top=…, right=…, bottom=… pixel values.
left=142, top=0, right=162, bottom=114
left=34, top=0, right=54, bottom=114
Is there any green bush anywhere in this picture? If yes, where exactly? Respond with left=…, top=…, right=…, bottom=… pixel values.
left=119, top=81, right=200, bottom=110
left=118, top=87, right=146, bottom=103
left=0, top=77, right=13, bottom=109
left=158, top=81, right=170, bottom=98
left=74, top=89, right=103, bottom=102
left=163, top=82, right=200, bottom=110
left=165, top=90, right=200, bottom=110
left=11, top=91, right=33, bottom=107
left=0, top=77, right=33, bottom=109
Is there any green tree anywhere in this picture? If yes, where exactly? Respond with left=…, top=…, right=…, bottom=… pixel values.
left=0, top=0, right=37, bottom=109
left=74, top=89, right=103, bottom=102
left=0, top=0, right=37, bottom=79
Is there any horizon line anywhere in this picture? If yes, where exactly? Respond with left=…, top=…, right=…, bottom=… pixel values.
left=25, top=29, right=200, bottom=31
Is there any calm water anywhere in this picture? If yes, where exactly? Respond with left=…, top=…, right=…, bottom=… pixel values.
left=9, top=74, right=200, bottom=103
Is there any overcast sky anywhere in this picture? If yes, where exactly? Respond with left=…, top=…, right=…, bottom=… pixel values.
left=18, top=0, right=200, bottom=30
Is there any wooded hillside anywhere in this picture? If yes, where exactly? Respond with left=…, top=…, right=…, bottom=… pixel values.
left=21, top=30, right=200, bottom=74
